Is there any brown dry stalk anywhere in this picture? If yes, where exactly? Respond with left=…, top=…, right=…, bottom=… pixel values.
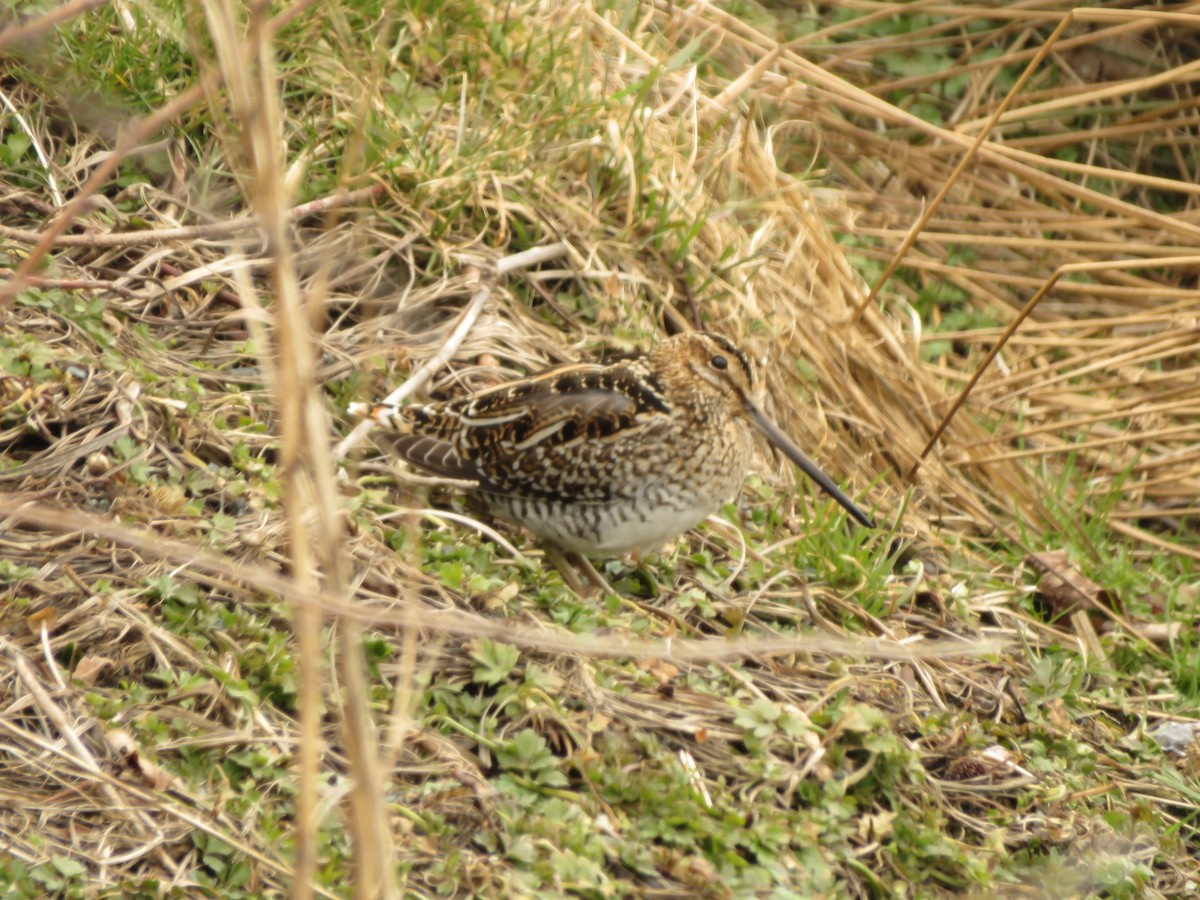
left=200, top=0, right=357, bottom=893
left=0, top=0, right=110, bottom=54
left=912, top=255, right=1200, bottom=475
left=852, top=13, right=1074, bottom=320
left=0, top=497, right=1005, bottom=662
left=0, top=76, right=216, bottom=305
left=0, top=184, right=385, bottom=248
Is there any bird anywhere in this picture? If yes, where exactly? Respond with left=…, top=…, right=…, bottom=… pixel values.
left=362, top=332, right=874, bottom=578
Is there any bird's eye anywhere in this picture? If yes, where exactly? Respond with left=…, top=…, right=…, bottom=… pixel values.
left=710, top=355, right=728, bottom=370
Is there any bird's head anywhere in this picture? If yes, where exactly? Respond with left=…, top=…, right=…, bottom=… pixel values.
left=653, top=331, right=761, bottom=411
left=654, top=331, right=874, bottom=529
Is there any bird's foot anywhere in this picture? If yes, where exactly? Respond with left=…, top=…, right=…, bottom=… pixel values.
left=543, top=546, right=614, bottom=599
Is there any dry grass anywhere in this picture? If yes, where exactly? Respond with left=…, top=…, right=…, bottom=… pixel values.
left=1, top=0, right=1198, bottom=896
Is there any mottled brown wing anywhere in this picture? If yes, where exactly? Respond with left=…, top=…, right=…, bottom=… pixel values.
left=384, top=361, right=672, bottom=500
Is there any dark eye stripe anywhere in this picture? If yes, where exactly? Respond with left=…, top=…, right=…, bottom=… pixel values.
left=733, top=347, right=754, bottom=384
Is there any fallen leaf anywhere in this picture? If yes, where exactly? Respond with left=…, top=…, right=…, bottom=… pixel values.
left=1028, top=550, right=1117, bottom=619
left=106, top=729, right=175, bottom=791
left=73, top=655, right=115, bottom=686
left=664, top=851, right=719, bottom=887
left=858, top=809, right=896, bottom=840
left=1126, top=621, right=1184, bottom=644
left=638, top=658, right=679, bottom=684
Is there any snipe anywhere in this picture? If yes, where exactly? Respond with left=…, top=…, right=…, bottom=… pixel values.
left=364, top=332, right=873, bottom=563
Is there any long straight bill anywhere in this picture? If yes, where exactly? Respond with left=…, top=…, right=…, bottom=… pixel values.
left=746, top=404, right=875, bottom=529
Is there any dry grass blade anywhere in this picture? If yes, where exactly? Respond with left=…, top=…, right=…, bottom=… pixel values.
left=0, top=78, right=215, bottom=303
left=199, top=0, right=386, bottom=894
left=659, top=0, right=1200, bottom=551
left=0, top=0, right=109, bottom=54
left=0, top=497, right=1003, bottom=662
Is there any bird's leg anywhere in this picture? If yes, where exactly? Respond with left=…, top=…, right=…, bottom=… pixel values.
left=542, top=546, right=613, bottom=598
left=543, top=545, right=587, bottom=595
left=571, top=552, right=615, bottom=596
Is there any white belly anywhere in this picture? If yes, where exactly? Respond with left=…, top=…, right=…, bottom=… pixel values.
left=492, top=476, right=742, bottom=556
